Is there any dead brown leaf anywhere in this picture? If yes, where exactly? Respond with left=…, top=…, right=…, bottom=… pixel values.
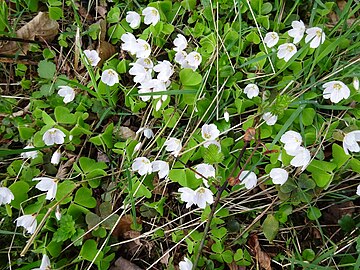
left=96, top=19, right=115, bottom=66
left=248, top=234, right=272, bottom=270
left=110, top=257, right=143, bottom=270
left=0, top=12, right=58, bottom=55
left=112, top=215, right=142, bottom=238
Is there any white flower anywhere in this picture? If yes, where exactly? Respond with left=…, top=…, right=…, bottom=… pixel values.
left=33, top=177, right=58, bottom=200
left=194, top=164, right=215, bottom=187
left=0, top=187, right=14, bottom=205
left=121, top=33, right=138, bottom=55
left=185, top=51, right=202, bottom=70
left=264, top=32, right=279, bottom=48
left=135, top=39, right=151, bottom=58
left=21, top=144, right=38, bottom=159
left=353, top=77, right=359, bottom=91
left=290, top=146, right=311, bottom=169
left=201, top=124, right=220, bottom=141
left=51, top=149, right=61, bottom=165
left=134, top=142, right=142, bottom=152
left=175, top=51, right=187, bottom=66
left=55, top=205, right=61, bottom=221
left=138, top=79, right=167, bottom=102
left=101, top=69, right=119, bottom=86
left=132, top=157, right=152, bottom=176
left=154, top=60, right=174, bottom=82
left=305, top=27, right=326, bottom=49
left=129, top=63, right=152, bottom=84
left=357, top=184, right=360, bottom=196
left=179, top=257, right=193, bottom=270
left=164, top=137, right=182, bottom=156
left=322, top=81, right=350, bottom=103
left=34, top=254, right=51, bottom=270
left=243, top=84, right=259, bottom=99
left=173, top=34, right=188, bottom=51
left=277, top=43, right=297, bottom=62
left=262, top=112, right=277, bottom=126
left=43, top=128, right=66, bottom=146
left=151, top=160, right=169, bottom=179
left=58, top=86, right=75, bottom=104
left=288, top=20, right=305, bottom=44
left=342, top=130, right=360, bottom=155
left=136, top=57, right=154, bottom=69
left=136, top=127, right=154, bottom=139
left=83, top=49, right=101, bottom=67
left=142, top=7, right=160, bottom=26
left=280, top=130, right=302, bottom=156
left=15, top=214, right=37, bottom=234
left=269, top=168, right=288, bottom=185
left=178, top=187, right=214, bottom=209
left=224, top=111, right=230, bottom=122
left=155, top=99, right=163, bottom=111
left=239, top=171, right=257, bottom=189
left=126, top=11, right=141, bottom=29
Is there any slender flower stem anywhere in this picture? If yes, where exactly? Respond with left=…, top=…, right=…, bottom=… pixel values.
left=192, top=141, right=250, bottom=269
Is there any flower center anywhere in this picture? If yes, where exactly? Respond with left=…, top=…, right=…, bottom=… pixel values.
left=333, top=83, right=342, bottom=90
left=143, top=44, right=150, bottom=50
left=287, top=45, right=294, bottom=52
left=316, top=30, right=322, bottom=38
left=197, top=188, right=205, bottom=194
left=204, top=133, right=211, bottom=139
left=151, top=10, right=158, bottom=16
left=271, top=33, right=277, bottom=40
left=108, top=70, right=115, bottom=76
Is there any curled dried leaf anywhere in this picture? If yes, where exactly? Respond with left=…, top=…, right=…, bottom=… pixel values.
left=244, top=127, right=256, bottom=142
left=0, top=12, right=58, bottom=55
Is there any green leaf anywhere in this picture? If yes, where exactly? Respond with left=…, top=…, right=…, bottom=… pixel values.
left=54, top=106, right=77, bottom=124
left=9, top=181, right=29, bottom=209
left=338, top=215, right=355, bottom=232
left=262, top=214, right=279, bottom=242
left=56, top=180, right=76, bottom=204
left=350, top=158, right=360, bottom=173
left=42, top=110, right=56, bottom=126
left=168, top=168, right=202, bottom=188
left=74, top=187, right=97, bottom=208
left=222, top=250, right=234, bottom=264
left=80, top=239, right=98, bottom=261
left=203, top=144, right=224, bottom=164
left=48, top=6, right=63, bottom=20
left=89, top=123, right=114, bottom=148
left=53, top=214, right=76, bottom=242
left=211, top=227, right=227, bottom=239
left=18, top=126, right=36, bottom=140
left=332, top=144, right=350, bottom=168
left=179, top=69, right=202, bottom=86
left=307, top=206, right=322, bottom=220
left=307, top=160, right=336, bottom=173
left=38, top=60, right=56, bottom=79
left=310, top=170, right=333, bottom=188
left=79, top=157, right=107, bottom=173
left=302, top=249, right=316, bottom=261
left=211, top=240, right=223, bottom=253
left=301, top=108, right=316, bottom=126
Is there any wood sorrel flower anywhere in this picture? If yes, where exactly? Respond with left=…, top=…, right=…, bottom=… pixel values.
left=194, top=163, right=215, bottom=187
left=239, top=171, right=257, bottom=189
left=43, top=128, right=66, bottom=146
left=0, top=187, right=14, bottom=205
left=33, top=177, right=58, bottom=200
left=58, top=86, right=75, bottom=103
left=142, top=7, right=160, bottom=26
left=288, top=20, right=305, bottom=44
left=343, top=130, right=360, bottom=155
left=277, top=43, right=297, bottom=62
left=83, top=49, right=101, bottom=67
left=151, top=160, right=169, bottom=179
left=201, top=124, right=220, bottom=141
left=264, top=32, right=279, bottom=48
left=269, top=168, right=288, bottom=185
left=243, top=83, right=259, bottom=99
left=126, top=11, right=141, bottom=29
left=305, top=27, right=325, bottom=48
left=132, top=157, right=152, bottom=176
left=322, top=81, right=350, bottom=103
left=164, top=137, right=182, bottom=156
left=15, top=214, right=37, bottom=234
left=173, top=34, right=188, bottom=52
left=101, top=69, right=119, bottom=86
left=179, top=257, right=193, bottom=270
left=262, top=112, right=277, bottom=126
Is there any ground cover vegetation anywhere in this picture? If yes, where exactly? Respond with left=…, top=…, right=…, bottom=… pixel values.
left=0, top=0, right=359, bottom=269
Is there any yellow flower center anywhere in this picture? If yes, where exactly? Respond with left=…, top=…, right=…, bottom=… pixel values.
left=108, top=70, right=115, bottom=76
left=151, top=10, right=158, bottom=16
left=198, top=188, right=205, bottom=194
left=194, top=54, right=200, bottom=61
left=316, top=30, right=322, bottom=38
left=333, top=83, right=342, bottom=90
left=204, top=133, right=211, bottom=139
left=271, top=33, right=277, bottom=39
left=287, top=45, right=294, bottom=52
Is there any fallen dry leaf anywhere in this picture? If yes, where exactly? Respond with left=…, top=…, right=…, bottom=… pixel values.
left=112, top=215, right=142, bottom=238
left=96, top=19, right=115, bottom=66
left=0, top=12, right=58, bottom=55
left=248, top=234, right=272, bottom=270
left=110, top=257, right=143, bottom=270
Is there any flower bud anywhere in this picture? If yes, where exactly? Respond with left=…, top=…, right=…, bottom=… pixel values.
left=353, top=77, right=359, bottom=91
left=224, top=111, right=230, bottom=122
left=51, top=149, right=61, bottom=165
